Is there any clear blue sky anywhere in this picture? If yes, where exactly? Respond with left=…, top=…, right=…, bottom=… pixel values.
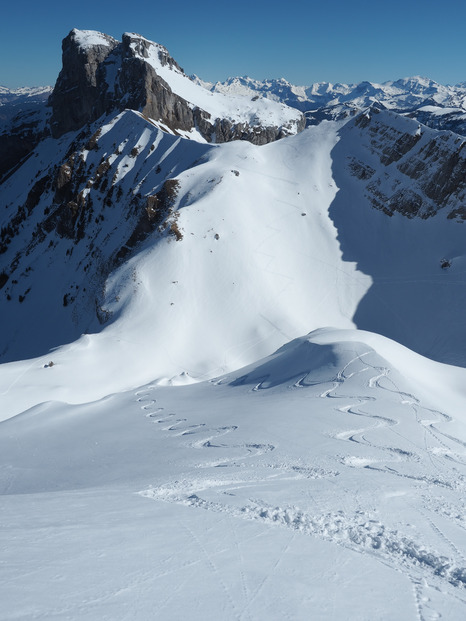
left=2, top=0, right=466, bottom=88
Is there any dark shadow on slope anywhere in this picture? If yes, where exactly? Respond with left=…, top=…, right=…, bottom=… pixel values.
left=329, top=125, right=466, bottom=367
left=226, top=336, right=340, bottom=389
left=0, top=111, right=213, bottom=364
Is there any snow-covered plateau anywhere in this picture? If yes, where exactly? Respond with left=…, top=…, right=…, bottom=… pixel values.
left=1, top=29, right=466, bottom=621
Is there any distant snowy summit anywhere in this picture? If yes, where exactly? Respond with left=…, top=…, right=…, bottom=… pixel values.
left=197, top=74, right=466, bottom=112
left=0, top=85, right=52, bottom=124
left=192, top=74, right=466, bottom=134
left=0, top=86, right=52, bottom=101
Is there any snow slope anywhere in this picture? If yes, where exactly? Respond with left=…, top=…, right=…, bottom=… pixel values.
left=330, top=109, right=466, bottom=366
left=0, top=117, right=370, bottom=416
left=1, top=329, right=465, bottom=619
left=3, top=110, right=466, bottom=413
left=2, top=102, right=466, bottom=618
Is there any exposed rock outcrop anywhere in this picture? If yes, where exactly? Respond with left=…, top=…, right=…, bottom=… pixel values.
left=49, top=29, right=304, bottom=144
left=110, top=34, right=195, bottom=134
left=192, top=108, right=303, bottom=145
left=49, top=30, right=118, bottom=137
left=344, top=108, right=466, bottom=220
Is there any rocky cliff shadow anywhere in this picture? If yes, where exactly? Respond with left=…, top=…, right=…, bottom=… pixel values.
left=328, top=126, right=466, bottom=367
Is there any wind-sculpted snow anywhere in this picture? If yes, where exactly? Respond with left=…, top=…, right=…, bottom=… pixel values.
left=1, top=328, right=465, bottom=619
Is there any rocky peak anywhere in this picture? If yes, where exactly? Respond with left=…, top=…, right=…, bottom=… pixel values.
left=49, top=29, right=118, bottom=137
left=48, top=29, right=304, bottom=144
left=122, top=32, right=152, bottom=59
left=48, top=29, right=194, bottom=138
left=121, top=32, right=183, bottom=72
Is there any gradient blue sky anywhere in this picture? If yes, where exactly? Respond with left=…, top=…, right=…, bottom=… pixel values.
left=2, top=0, right=466, bottom=88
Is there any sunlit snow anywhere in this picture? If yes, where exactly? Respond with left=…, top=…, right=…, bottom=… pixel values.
left=1, top=85, right=466, bottom=619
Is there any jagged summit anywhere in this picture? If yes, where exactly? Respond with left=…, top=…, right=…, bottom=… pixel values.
left=49, top=29, right=304, bottom=142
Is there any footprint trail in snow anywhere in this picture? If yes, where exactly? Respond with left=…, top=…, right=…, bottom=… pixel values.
left=135, top=345, right=466, bottom=617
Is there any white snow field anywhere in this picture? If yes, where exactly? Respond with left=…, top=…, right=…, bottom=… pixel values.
left=1, top=330, right=466, bottom=620
left=1, top=117, right=466, bottom=619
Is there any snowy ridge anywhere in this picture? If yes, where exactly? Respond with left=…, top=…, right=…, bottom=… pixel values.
left=2, top=34, right=466, bottom=621
left=119, top=32, right=303, bottom=132
left=3, top=107, right=466, bottom=406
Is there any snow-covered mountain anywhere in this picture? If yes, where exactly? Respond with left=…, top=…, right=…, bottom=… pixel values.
left=0, top=29, right=304, bottom=185
left=49, top=29, right=304, bottom=143
left=0, top=85, right=52, bottom=104
left=0, top=86, right=52, bottom=132
left=1, top=29, right=466, bottom=621
left=2, top=103, right=466, bottom=371
left=201, top=74, right=466, bottom=134
left=204, top=75, right=466, bottom=110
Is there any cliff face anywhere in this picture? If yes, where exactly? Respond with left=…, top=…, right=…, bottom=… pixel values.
left=110, top=33, right=195, bottom=134
left=49, top=29, right=304, bottom=144
left=49, top=31, right=194, bottom=138
left=341, top=107, right=466, bottom=220
left=49, top=30, right=118, bottom=137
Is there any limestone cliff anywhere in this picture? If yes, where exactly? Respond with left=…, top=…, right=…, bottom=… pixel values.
left=49, top=29, right=304, bottom=144
left=342, top=107, right=466, bottom=220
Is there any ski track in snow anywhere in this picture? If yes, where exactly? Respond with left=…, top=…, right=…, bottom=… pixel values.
left=135, top=353, right=466, bottom=618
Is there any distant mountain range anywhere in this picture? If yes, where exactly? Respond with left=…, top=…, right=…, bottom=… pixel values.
left=194, top=74, right=466, bottom=134
left=196, top=74, right=466, bottom=111
left=4, top=63, right=466, bottom=136
left=0, top=85, right=52, bottom=103
left=0, top=85, right=52, bottom=122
